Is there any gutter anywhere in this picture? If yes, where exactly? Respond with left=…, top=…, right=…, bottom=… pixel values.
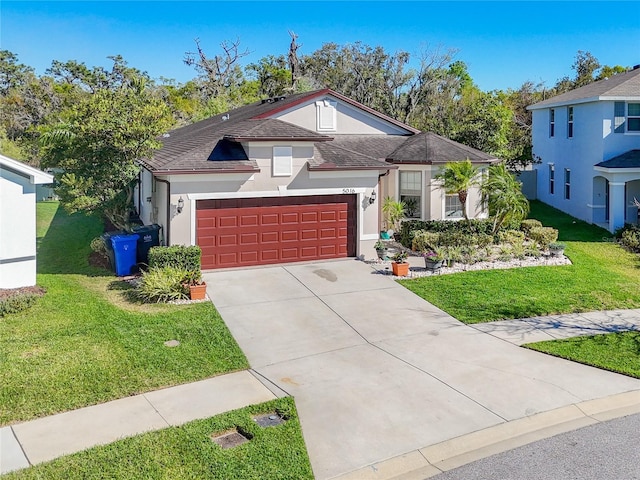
left=154, top=177, right=171, bottom=245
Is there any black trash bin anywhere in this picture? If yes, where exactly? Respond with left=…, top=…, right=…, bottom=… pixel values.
left=132, top=224, right=162, bottom=265
left=100, top=230, right=125, bottom=273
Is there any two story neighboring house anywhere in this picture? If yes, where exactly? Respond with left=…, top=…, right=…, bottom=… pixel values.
left=136, top=89, right=496, bottom=270
left=528, top=66, right=640, bottom=232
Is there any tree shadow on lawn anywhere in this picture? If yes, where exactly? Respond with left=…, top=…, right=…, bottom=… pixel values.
left=528, top=200, right=612, bottom=243
left=37, top=204, right=112, bottom=277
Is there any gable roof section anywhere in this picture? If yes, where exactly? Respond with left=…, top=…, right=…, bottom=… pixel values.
left=142, top=88, right=417, bottom=174
left=595, top=149, right=640, bottom=169
left=0, top=154, right=54, bottom=184
left=385, top=132, right=499, bottom=165
left=309, top=135, right=404, bottom=170
left=528, top=67, right=640, bottom=110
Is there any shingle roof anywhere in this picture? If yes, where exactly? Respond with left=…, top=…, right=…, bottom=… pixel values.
left=385, top=132, right=499, bottom=165
left=141, top=89, right=417, bottom=174
left=596, top=149, right=640, bottom=169
left=309, top=136, right=404, bottom=170
left=528, top=67, right=640, bottom=110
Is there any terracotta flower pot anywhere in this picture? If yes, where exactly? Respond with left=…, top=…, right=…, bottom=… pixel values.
left=189, top=282, right=207, bottom=300
left=391, top=262, right=409, bottom=276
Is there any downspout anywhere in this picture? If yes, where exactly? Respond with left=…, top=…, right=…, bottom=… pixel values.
left=154, top=177, right=171, bottom=245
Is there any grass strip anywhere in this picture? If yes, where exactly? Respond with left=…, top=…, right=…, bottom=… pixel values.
left=4, top=397, right=314, bottom=480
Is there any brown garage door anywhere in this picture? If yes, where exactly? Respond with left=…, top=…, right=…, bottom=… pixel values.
left=196, top=195, right=356, bottom=269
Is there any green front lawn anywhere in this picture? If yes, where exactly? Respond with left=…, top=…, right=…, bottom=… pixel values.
left=525, top=332, right=640, bottom=379
left=0, top=203, right=248, bottom=425
left=4, top=397, right=314, bottom=480
left=399, top=201, right=640, bottom=324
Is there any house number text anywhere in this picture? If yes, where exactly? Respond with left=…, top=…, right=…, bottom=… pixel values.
left=342, top=188, right=356, bottom=194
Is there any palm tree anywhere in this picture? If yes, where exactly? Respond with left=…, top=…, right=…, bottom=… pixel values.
left=481, top=163, right=529, bottom=233
left=435, top=159, right=479, bottom=222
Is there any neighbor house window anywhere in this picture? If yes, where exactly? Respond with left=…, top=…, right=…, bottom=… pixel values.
left=564, top=168, right=571, bottom=200
left=549, top=164, right=555, bottom=195
left=614, top=101, right=626, bottom=133
left=549, top=108, right=555, bottom=137
left=272, top=146, right=292, bottom=176
left=315, top=99, right=337, bottom=131
left=628, top=103, right=640, bottom=132
left=567, top=106, right=574, bottom=138
left=445, top=194, right=463, bottom=218
left=399, top=171, right=421, bottom=218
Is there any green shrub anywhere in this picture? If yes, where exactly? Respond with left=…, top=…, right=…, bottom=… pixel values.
left=621, top=229, right=640, bottom=253
left=528, top=226, right=559, bottom=248
left=136, top=266, right=190, bottom=303
left=0, top=289, right=45, bottom=317
left=498, top=230, right=525, bottom=246
left=412, top=231, right=441, bottom=252
left=399, top=219, right=495, bottom=248
left=90, top=236, right=108, bottom=255
left=520, top=219, right=543, bottom=235
left=148, top=245, right=201, bottom=271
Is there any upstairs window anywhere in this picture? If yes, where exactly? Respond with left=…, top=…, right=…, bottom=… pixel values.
left=549, top=108, right=555, bottom=137
left=567, top=106, right=574, bottom=138
left=629, top=103, right=640, bottom=132
left=272, top=146, right=292, bottom=176
left=315, top=99, right=337, bottom=131
left=549, top=164, right=555, bottom=195
left=614, top=101, right=626, bottom=133
left=564, top=168, right=571, bottom=200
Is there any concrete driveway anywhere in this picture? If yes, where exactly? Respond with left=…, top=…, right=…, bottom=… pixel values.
left=204, top=260, right=640, bottom=479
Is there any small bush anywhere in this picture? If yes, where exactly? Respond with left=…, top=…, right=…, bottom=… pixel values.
left=521, top=219, right=543, bottom=235
left=412, top=231, right=441, bottom=252
left=90, top=237, right=108, bottom=255
left=136, top=266, right=190, bottom=303
left=621, top=229, right=640, bottom=253
left=148, top=245, right=201, bottom=272
left=529, top=226, right=559, bottom=248
left=399, top=219, right=496, bottom=248
left=498, top=230, right=525, bottom=246
left=0, top=287, right=46, bottom=317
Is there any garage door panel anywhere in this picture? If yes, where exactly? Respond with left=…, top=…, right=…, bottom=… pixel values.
left=196, top=196, right=355, bottom=269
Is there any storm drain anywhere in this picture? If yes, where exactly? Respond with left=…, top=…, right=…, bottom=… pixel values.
left=211, top=429, right=250, bottom=449
left=253, top=413, right=285, bottom=428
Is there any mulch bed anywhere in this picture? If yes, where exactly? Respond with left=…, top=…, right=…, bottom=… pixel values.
left=0, top=285, right=46, bottom=301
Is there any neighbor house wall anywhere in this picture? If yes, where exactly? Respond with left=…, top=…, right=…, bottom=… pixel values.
left=0, top=169, right=37, bottom=288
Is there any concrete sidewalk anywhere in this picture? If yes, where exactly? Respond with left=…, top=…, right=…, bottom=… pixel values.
left=0, top=371, right=277, bottom=475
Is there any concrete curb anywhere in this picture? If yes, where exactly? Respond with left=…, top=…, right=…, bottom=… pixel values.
left=331, top=390, right=640, bottom=480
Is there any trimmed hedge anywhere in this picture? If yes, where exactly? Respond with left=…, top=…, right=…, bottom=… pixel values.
left=148, top=245, right=202, bottom=272
left=520, top=219, right=543, bottom=235
left=528, top=226, right=559, bottom=248
left=399, top=219, right=496, bottom=248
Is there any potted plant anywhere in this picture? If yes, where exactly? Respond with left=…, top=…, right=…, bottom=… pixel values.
left=184, top=270, right=207, bottom=300
left=548, top=242, right=566, bottom=257
left=391, top=250, right=409, bottom=276
left=382, top=197, right=406, bottom=238
left=423, top=250, right=444, bottom=271
left=374, top=240, right=389, bottom=260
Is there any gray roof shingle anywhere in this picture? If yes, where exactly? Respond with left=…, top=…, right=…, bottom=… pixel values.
left=529, top=67, right=640, bottom=109
left=596, top=149, right=640, bottom=169
left=385, top=132, right=499, bottom=165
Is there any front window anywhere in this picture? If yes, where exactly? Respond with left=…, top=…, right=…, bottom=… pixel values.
left=567, top=106, right=574, bottom=138
left=549, top=109, right=555, bottom=137
left=549, top=164, right=555, bottom=195
left=445, top=194, right=464, bottom=218
left=564, top=168, right=571, bottom=200
left=399, top=171, right=421, bottom=218
left=629, top=103, right=640, bottom=132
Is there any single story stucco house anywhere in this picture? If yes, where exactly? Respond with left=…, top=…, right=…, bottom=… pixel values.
left=135, top=89, right=498, bottom=269
left=0, top=154, right=54, bottom=288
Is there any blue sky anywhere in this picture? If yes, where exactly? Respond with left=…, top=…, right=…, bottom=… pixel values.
left=2, top=1, right=639, bottom=92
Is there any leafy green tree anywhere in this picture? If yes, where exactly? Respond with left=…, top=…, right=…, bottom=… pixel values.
left=39, top=77, right=174, bottom=230
left=435, top=159, right=480, bottom=222
left=246, top=55, right=291, bottom=98
left=481, top=163, right=529, bottom=233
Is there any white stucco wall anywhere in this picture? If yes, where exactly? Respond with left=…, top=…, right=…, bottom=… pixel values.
left=0, top=169, right=38, bottom=288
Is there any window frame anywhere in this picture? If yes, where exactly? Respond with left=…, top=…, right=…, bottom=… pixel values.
left=549, top=164, right=555, bottom=195
left=567, top=106, right=574, bottom=138
left=549, top=108, right=555, bottom=137
left=564, top=168, right=571, bottom=200
left=444, top=194, right=464, bottom=219
left=399, top=170, right=422, bottom=219
left=628, top=102, right=640, bottom=132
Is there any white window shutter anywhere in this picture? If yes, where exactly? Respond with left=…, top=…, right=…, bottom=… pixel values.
left=273, top=146, right=292, bottom=176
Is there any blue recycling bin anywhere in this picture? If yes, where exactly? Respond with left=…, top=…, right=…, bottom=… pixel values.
left=110, top=234, right=140, bottom=276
